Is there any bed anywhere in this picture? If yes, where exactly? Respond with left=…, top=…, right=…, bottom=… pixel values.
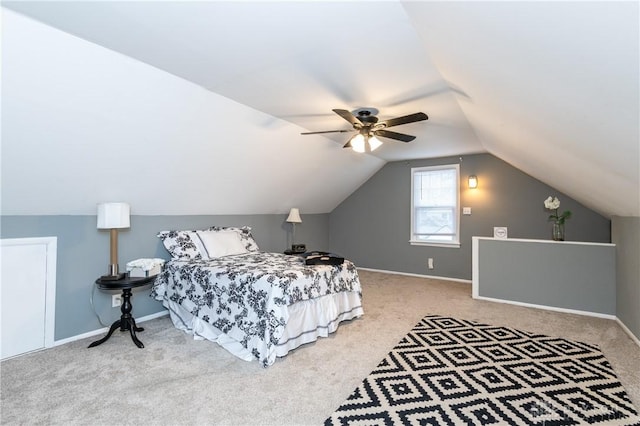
left=150, top=226, right=363, bottom=367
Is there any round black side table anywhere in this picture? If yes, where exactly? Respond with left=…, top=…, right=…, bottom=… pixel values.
left=88, top=275, right=156, bottom=349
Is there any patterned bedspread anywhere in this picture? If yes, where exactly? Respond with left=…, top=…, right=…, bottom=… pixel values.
left=150, top=252, right=362, bottom=366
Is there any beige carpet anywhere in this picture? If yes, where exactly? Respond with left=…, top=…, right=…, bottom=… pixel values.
left=1, top=270, right=638, bottom=425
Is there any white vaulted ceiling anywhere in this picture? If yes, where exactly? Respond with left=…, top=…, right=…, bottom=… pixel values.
left=1, top=1, right=638, bottom=217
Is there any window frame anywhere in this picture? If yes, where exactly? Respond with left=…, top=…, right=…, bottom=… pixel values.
left=410, top=164, right=461, bottom=248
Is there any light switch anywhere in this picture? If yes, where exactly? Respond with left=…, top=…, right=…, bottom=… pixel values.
left=463, top=207, right=472, bottom=215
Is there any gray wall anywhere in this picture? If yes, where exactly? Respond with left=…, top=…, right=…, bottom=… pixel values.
left=329, top=153, right=611, bottom=280
left=476, top=238, right=616, bottom=315
left=0, top=214, right=329, bottom=341
left=1, top=154, right=627, bottom=343
left=612, top=216, right=640, bottom=340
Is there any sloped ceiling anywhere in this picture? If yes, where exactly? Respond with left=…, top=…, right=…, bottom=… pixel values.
left=2, top=1, right=638, bottom=217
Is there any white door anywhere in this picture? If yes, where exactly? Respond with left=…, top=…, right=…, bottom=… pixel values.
left=1, top=238, right=57, bottom=360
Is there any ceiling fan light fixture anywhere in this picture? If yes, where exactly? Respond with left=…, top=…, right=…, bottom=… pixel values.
left=350, top=134, right=366, bottom=153
left=368, top=135, right=382, bottom=151
left=302, top=108, right=428, bottom=151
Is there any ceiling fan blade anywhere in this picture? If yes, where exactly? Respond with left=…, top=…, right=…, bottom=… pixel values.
left=375, top=129, right=416, bottom=142
left=301, top=130, right=353, bottom=135
left=343, top=140, right=352, bottom=148
left=379, top=112, right=428, bottom=128
left=332, top=109, right=363, bottom=127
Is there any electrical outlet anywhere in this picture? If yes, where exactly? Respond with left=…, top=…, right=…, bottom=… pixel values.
left=112, top=294, right=122, bottom=308
left=428, top=258, right=434, bottom=270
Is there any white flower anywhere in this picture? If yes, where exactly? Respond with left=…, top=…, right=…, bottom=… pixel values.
left=544, top=196, right=560, bottom=210
left=544, top=196, right=572, bottom=227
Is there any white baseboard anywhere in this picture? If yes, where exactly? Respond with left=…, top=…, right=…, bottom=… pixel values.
left=54, top=310, right=169, bottom=347
left=474, top=295, right=617, bottom=320
left=616, top=318, right=640, bottom=348
left=358, top=267, right=472, bottom=284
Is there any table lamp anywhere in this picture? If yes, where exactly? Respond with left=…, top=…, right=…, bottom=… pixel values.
left=286, top=208, right=302, bottom=250
left=97, top=202, right=130, bottom=280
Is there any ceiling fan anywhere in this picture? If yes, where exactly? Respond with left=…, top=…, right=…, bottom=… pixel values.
left=301, top=108, right=428, bottom=152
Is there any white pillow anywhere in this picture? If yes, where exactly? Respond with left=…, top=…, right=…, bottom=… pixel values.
left=189, top=231, right=209, bottom=259
left=196, top=230, right=248, bottom=259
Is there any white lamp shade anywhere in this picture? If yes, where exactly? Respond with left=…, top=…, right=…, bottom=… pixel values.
left=97, top=202, right=130, bottom=229
left=350, top=134, right=366, bottom=153
left=286, top=208, right=302, bottom=223
left=368, top=136, right=382, bottom=151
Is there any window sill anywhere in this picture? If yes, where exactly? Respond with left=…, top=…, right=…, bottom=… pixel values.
left=409, top=240, right=460, bottom=249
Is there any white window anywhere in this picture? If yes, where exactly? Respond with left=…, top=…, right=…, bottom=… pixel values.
left=410, top=164, right=460, bottom=247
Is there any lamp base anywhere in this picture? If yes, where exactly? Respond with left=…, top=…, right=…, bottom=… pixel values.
left=100, top=273, right=126, bottom=281
left=101, top=263, right=125, bottom=281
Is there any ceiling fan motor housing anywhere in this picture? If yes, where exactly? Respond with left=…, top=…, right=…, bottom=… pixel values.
left=354, top=108, right=379, bottom=126
left=354, top=110, right=380, bottom=137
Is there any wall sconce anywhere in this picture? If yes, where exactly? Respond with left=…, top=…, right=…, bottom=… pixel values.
left=468, top=175, right=478, bottom=189
left=97, top=202, right=130, bottom=280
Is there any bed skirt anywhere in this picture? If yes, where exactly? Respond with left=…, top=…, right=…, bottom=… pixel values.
left=162, top=291, right=364, bottom=363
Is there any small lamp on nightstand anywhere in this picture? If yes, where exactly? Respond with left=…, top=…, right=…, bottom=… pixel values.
left=97, top=202, right=130, bottom=280
left=286, top=208, right=304, bottom=252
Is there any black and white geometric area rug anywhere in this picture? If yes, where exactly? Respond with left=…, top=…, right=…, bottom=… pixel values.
left=326, top=315, right=640, bottom=425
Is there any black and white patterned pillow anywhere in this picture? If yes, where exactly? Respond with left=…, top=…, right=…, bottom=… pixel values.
left=157, top=230, right=203, bottom=260
left=207, top=226, right=260, bottom=252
